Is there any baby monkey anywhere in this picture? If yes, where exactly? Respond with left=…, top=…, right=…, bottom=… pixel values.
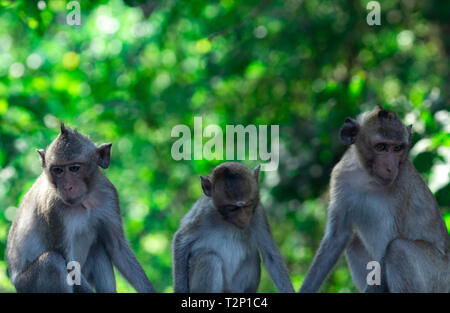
left=172, top=162, right=294, bottom=293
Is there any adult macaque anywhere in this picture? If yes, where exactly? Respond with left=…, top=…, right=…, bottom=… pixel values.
left=172, top=162, right=294, bottom=293
left=300, top=106, right=450, bottom=293
left=7, top=124, right=155, bottom=293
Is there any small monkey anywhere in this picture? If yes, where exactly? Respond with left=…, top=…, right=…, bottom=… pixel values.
left=300, top=106, right=450, bottom=293
left=172, top=162, right=294, bottom=293
left=7, top=124, right=155, bottom=293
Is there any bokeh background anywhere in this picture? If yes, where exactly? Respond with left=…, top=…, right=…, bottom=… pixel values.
left=0, top=0, right=449, bottom=292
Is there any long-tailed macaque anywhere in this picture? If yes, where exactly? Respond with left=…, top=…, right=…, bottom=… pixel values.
left=172, top=162, right=294, bottom=293
left=7, top=124, right=155, bottom=293
left=300, top=106, right=450, bottom=293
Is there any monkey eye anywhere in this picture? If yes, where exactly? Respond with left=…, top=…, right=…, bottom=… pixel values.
left=246, top=200, right=255, bottom=207
left=68, top=164, right=81, bottom=172
left=224, top=205, right=239, bottom=212
left=393, top=145, right=404, bottom=152
left=51, top=166, right=64, bottom=175
left=374, top=143, right=387, bottom=152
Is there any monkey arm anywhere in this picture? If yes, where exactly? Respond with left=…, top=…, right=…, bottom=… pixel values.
left=99, top=221, right=156, bottom=293
left=255, top=208, right=294, bottom=293
left=172, top=229, right=194, bottom=293
left=299, top=205, right=351, bottom=293
left=83, top=240, right=116, bottom=292
left=111, top=237, right=155, bottom=293
left=73, top=274, right=94, bottom=293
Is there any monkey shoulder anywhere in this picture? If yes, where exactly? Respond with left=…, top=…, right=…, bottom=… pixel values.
left=330, top=150, right=360, bottom=188
left=178, top=196, right=214, bottom=230
left=93, top=171, right=119, bottom=200
left=398, top=161, right=449, bottom=249
left=251, top=203, right=270, bottom=229
left=6, top=196, right=46, bottom=275
left=8, top=175, right=49, bottom=245
left=173, top=197, right=212, bottom=249
left=15, top=174, right=47, bottom=214
left=397, top=161, right=443, bottom=217
left=328, top=154, right=367, bottom=209
left=399, top=161, right=437, bottom=201
left=81, top=172, right=120, bottom=216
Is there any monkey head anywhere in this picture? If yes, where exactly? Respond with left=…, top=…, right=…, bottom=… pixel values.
left=37, top=124, right=112, bottom=206
left=200, top=162, right=261, bottom=229
left=340, top=106, right=412, bottom=186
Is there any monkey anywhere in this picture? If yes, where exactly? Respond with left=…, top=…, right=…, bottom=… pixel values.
left=6, top=124, right=155, bottom=293
left=172, top=162, right=294, bottom=293
left=299, top=106, right=450, bottom=293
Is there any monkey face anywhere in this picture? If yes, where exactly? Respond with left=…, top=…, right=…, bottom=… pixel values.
left=212, top=175, right=258, bottom=229
left=370, top=139, right=407, bottom=185
left=200, top=162, right=260, bottom=229
left=48, top=162, right=89, bottom=205
left=340, top=106, right=411, bottom=186
left=38, top=124, right=113, bottom=207
left=217, top=201, right=256, bottom=229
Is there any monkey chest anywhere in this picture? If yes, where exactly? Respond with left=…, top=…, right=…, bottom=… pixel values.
left=63, top=212, right=97, bottom=266
left=222, top=239, right=256, bottom=275
left=350, top=195, right=398, bottom=259
left=197, top=231, right=258, bottom=280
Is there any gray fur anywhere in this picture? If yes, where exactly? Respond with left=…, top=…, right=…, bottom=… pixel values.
left=7, top=133, right=155, bottom=293
left=172, top=196, right=294, bottom=293
left=300, top=147, right=450, bottom=292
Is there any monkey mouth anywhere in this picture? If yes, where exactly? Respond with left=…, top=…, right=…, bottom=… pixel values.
left=220, top=213, right=250, bottom=229
left=374, top=174, right=394, bottom=186
left=233, top=220, right=250, bottom=229
left=64, top=199, right=79, bottom=205
left=61, top=195, right=83, bottom=206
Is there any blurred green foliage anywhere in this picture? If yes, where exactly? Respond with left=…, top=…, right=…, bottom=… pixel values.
left=0, top=0, right=449, bottom=292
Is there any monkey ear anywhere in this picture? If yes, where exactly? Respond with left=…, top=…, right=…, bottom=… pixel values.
left=60, top=123, right=68, bottom=136
left=200, top=176, right=213, bottom=197
left=340, top=117, right=359, bottom=145
left=36, top=149, right=45, bottom=167
left=377, top=109, right=390, bottom=120
left=340, top=118, right=359, bottom=145
left=253, top=165, right=261, bottom=181
left=407, top=124, right=413, bottom=143
left=97, top=143, right=112, bottom=169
